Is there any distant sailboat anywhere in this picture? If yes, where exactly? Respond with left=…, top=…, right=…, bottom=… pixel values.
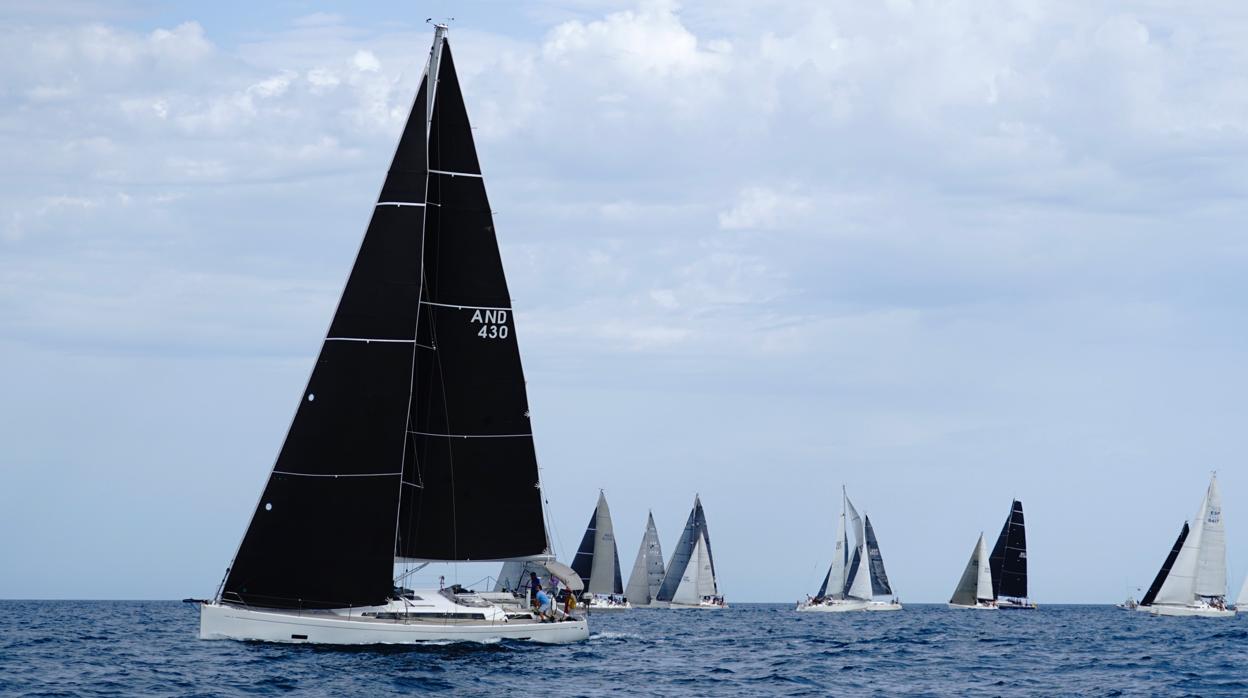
left=624, top=512, right=665, bottom=607
left=798, top=488, right=902, bottom=612
left=1148, top=475, right=1235, bottom=617
left=195, top=25, right=588, bottom=645
left=655, top=496, right=726, bottom=609
left=989, top=500, right=1037, bottom=610
left=948, top=533, right=997, bottom=610
left=1132, top=522, right=1189, bottom=612
left=571, top=492, right=630, bottom=610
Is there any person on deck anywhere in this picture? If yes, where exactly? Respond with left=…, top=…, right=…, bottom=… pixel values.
left=535, top=589, right=553, bottom=621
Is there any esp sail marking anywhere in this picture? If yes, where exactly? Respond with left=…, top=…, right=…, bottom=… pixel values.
left=471, top=308, right=510, bottom=339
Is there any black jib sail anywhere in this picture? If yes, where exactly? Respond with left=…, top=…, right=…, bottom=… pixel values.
left=864, top=516, right=893, bottom=596
left=221, top=31, right=547, bottom=610
left=989, top=499, right=1028, bottom=600
left=1140, top=522, right=1190, bottom=607
left=571, top=508, right=598, bottom=588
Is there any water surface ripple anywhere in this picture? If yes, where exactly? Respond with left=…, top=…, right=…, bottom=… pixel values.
left=2, top=601, right=1246, bottom=696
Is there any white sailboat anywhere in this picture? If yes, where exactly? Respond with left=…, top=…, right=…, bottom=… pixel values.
left=624, top=512, right=665, bottom=607
left=1149, top=475, right=1235, bottom=618
left=798, top=488, right=902, bottom=612
left=654, top=496, right=726, bottom=609
left=196, top=25, right=588, bottom=645
left=571, top=492, right=631, bottom=610
left=948, top=533, right=997, bottom=610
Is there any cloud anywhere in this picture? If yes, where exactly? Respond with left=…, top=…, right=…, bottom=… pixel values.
left=718, top=186, right=814, bottom=230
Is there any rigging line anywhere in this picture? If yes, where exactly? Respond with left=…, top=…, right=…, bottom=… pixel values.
left=391, top=35, right=440, bottom=563
left=420, top=300, right=511, bottom=311
left=408, top=430, right=532, bottom=439
left=272, top=470, right=401, bottom=477
left=428, top=168, right=483, bottom=178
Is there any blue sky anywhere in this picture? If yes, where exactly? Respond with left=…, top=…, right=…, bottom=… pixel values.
left=3, top=0, right=1248, bottom=603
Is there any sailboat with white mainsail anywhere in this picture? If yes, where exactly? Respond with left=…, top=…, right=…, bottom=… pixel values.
left=624, top=512, right=665, bottom=607
left=798, top=488, right=901, bottom=612
left=1147, top=474, right=1235, bottom=618
left=654, top=496, right=726, bottom=609
left=195, top=25, right=589, bottom=645
left=571, top=492, right=631, bottom=610
left=948, top=533, right=997, bottom=610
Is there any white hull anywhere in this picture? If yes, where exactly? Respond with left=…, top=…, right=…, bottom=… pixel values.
left=582, top=598, right=633, bottom=611
left=200, top=601, right=589, bottom=645
left=652, top=600, right=728, bottom=610
left=948, top=602, right=998, bottom=610
left=1149, top=603, right=1236, bottom=618
left=798, top=597, right=902, bottom=613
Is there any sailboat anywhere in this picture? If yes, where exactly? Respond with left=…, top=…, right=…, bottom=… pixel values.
left=1133, top=522, right=1189, bottom=613
left=624, top=512, right=665, bottom=607
left=797, top=488, right=901, bottom=612
left=195, top=25, right=589, bottom=645
left=1147, top=475, right=1235, bottom=618
left=654, top=496, right=726, bottom=609
left=948, top=533, right=997, bottom=610
left=570, top=492, right=631, bottom=610
left=989, top=500, right=1037, bottom=610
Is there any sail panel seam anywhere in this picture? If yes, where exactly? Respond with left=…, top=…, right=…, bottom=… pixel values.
left=376, top=201, right=426, bottom=207
left=420, top=300, right=511, bottom=311
left=429, top=168, right=483, bottom=178
left=408, top=430, right=532, bottom=439
left=272, top=470, right=402, bottom=477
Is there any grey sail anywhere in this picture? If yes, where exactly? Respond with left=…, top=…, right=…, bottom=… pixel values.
left=864, top=515, right=893, bottom=596
left=570, top=492, right=623, bottom=595
left=656, top=496, right=716, bottom=603
left=625, top=512, right=665, bottom=605
left=494, top=559, right=545, bottom=593
left=950, top=535, right=984, bottom=606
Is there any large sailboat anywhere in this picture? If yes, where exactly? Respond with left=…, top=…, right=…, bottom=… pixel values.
left=798, top=488, right=901, bottom=612
left=1133, top=522, right=1189, bottom=612
left=196, top=25, right=589, bottom=645
left=654, top=496, right=726, bottom=609
left=948, top=533, right=997, bottom=610
left=989, top=500, right=1037, bottom=610
left=624, top=512, right=666, bottom=607
left=571, top=492, right=631, bottom=610
left=1147, top=475, right=1235, bottom=618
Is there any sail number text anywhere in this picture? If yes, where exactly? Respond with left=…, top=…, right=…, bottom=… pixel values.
left=471, top=309, right=510, bottom=340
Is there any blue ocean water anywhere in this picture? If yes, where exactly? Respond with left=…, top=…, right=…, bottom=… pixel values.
left=2, top=601, right=1247, bottom=696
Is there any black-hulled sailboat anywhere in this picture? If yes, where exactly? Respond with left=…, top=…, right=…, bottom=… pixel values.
left=570, top=492, right=631, bottom=609
left=989, top=500, right=1037, bottom=610
left=197, top=25, right=589, bottom=645
left=654, top=496, right=726, bottom=608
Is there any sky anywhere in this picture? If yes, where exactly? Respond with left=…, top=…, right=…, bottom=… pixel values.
left=3, top=0, right=1248, bottom=603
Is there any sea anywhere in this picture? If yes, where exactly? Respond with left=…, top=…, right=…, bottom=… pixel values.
left=2, top=601, right=1247, bottom=696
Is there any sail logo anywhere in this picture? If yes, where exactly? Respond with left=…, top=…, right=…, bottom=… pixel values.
left=471, top=308, right=510, bottom=339
left=1208, top=507, right=1221, bottom=524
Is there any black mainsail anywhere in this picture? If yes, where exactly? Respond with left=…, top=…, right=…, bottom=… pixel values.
left=221, top=31, right=547, bottom=610
left=989, top=499, right=1028, bottom=600
left=1140, top=522, right=1190, bottom=607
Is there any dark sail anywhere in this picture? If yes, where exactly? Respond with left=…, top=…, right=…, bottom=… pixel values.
left=989, top=499, right=1028, bottom=599
left=656, top=496, right=716, bottom=602
left=612, top=543, right=624, bottom=594
left=394, top=40, right=547, bottom=561
left=864, top=516, right=893, bottom=596
left=816, top=565, right=833, bottom=598
left=1140, top=522, right=1190, bottom=607
left=221, top=77, right=431, bottom=610
left=571, top=509, right=597, bottom=587
left=843, top=547, right=863, bottom=596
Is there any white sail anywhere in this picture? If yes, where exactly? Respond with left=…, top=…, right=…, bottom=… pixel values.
left=696, top=532, right=718, bottom=598
left=975, top=534, right=994, bottom=601
left=1194, top=475, right=1227, bottom=598
left=845, top=540, right=874, bottom=600
left=1236, top=575, right=1248, bottom=609
left=830, top=511, right=848, bottom=596
left=845, top=493, right=864, bottom=549
left=1155, top=479, right=1212, bottom=606
left=625, top=513, right=664, bottom=605
left=672, top=532, right=711, bottom=605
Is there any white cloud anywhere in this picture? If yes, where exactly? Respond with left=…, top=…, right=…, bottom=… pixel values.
left=718, top=186, right=814, bottom=230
